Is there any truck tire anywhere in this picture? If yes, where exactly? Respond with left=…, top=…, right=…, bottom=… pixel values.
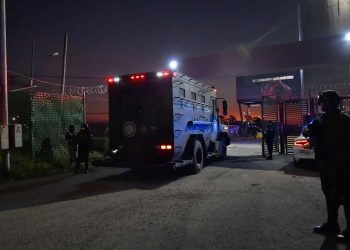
left=191, top=140, right=204, bottom=174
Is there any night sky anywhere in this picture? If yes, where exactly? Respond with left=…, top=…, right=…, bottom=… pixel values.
left=6, top=0, right=300, bottom=120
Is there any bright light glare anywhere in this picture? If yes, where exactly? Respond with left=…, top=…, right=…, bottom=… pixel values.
left=114, top=77, right=121, bottom=82
left=169, top=60, right=178, bottom=70
left=345, top=32, right=350, bottom=41
left=157, top=72, right=163, bottom=77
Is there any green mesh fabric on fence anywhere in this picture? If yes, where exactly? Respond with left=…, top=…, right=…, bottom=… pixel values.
left=9, top=91, right=84, bottom=161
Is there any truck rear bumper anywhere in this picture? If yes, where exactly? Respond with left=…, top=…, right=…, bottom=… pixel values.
left=111, top=159, right=174, bottom=169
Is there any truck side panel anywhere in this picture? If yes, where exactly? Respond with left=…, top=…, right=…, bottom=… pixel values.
left=172, top=74, right=218, bottom=161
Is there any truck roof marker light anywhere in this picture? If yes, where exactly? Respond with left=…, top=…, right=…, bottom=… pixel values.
left=156, top=71, right=171, bottom=78
left=106, top=77, right=114, bottom=84
left=130, top=74, right=145, bottom=80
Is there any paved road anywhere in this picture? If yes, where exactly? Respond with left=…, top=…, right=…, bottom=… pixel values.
left=0, top=140, right=347, bottom=250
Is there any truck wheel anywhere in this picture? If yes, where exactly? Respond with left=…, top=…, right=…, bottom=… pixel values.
left=191, top=140, right=204, bottom=173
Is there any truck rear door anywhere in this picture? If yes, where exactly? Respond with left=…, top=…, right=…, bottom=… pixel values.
left=109, top=73, right=174, bottom=163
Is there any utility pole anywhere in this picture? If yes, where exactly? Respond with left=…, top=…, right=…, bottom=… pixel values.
left=1, top=0, right=10, bottom=172
left=30, top=39, right=35, bottom=87
left=61, top=32, right=68, bottom=96
left=83, top=89, right=86, bottom=123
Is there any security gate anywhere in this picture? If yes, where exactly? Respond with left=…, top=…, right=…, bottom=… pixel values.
left=283, top=99, right=310, bottom=154
left=262, top=97, right=310, bottom=156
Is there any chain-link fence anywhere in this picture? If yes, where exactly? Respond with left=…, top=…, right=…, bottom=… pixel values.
left=9, top=91, right=84, bottom=161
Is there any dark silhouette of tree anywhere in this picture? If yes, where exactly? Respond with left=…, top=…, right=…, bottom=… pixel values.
left=219, top=115, right=227, bottom=124
left=228, top=115, right=237, bottom=124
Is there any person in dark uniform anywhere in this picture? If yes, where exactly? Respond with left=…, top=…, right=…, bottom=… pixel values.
left=65, top=125, right=77, bottom=164
left=264, top=120, right=275, bottom=160
left=75, top=123, right=92, bottom=174
left=304, top=90, right=350, bottom=243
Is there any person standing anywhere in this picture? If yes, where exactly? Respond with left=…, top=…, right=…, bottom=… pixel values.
left=65, top=125, right=77, bottom=164
left=304, top=90, right=350, bottom=243
left=103, top=126, right=110, bottom=157
left=75, top=123, right=92, bottom=174
left=264, top=120, right=275, bottom=160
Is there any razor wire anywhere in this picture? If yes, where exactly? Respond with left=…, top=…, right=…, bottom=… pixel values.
left=8, top=70, right=108, bottom=96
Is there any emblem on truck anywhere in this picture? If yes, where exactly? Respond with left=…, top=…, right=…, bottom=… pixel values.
left=123, top=122, right=137, bottom=137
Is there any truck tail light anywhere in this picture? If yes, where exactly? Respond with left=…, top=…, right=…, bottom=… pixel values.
left=157, top=144, right=172, bottom=150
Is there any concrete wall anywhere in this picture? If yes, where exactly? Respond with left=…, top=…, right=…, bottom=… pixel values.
left=301, top=0, right=350, bottom=98
left=302, top=0, right=350, bottom=40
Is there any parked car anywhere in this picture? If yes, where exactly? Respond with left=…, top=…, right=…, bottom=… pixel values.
left=247, top=124, right=259, bottom=138
left=293, top=127, right=315, bottom=167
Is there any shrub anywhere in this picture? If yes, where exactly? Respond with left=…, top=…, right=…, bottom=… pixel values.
left=90, top=150, right=104, bottom=166
left=9, top=155, right=51, bottom=180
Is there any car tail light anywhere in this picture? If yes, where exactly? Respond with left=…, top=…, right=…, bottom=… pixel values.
left=294, top=139, right=309, bottom=147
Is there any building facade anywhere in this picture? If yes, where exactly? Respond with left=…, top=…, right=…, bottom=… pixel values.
left=302, top=0, right=350, bottom=98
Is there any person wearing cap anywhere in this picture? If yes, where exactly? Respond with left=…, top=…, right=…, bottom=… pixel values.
left=304, top=90, right=350, bottom=242
left=75, top=123, right=92, bottom=174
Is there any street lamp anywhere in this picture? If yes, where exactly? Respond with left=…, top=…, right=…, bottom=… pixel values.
left=51, top=52, right=59, bottom=57
left=30, top=39, right=59, bottom=87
